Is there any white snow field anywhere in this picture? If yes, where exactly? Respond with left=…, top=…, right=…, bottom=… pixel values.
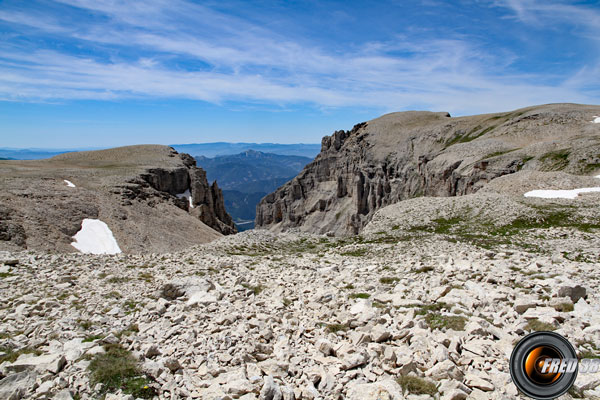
left=593, top=116, right=600, bottom=123
left=64, top=180, right=76, bottom=187
left=176, top=189, right=194, bottom=208
left=524, top=187, right=600, bottom=199
left=71, top=219, right=122, bottom=255
left=524, top=175, right=600, bottom=199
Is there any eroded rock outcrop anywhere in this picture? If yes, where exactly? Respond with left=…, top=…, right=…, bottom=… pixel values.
left=188, top=168, right=236, bottom=235
left=256, top=103, right=600, bottom=235
left=136, top=157, right=236, bottom=235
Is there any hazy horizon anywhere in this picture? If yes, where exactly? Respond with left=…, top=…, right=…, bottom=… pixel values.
left=0, top=141, right=322, bottom=151
left=0, top=141, right=323, bottom=160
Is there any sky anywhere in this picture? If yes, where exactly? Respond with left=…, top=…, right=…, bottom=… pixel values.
left=1, top=0, right=599, bottom=148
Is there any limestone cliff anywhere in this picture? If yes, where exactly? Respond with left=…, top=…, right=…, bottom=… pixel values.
left=134, top=154, right=236, bottom=235
left=256, top=103, right=600, bottom=235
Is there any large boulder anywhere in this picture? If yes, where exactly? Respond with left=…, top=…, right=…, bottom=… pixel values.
left=0, top=371, right=37, bottom=400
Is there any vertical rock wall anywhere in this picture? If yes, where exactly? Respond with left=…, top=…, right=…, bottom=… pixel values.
left=141, top=153, right=237, bottom=235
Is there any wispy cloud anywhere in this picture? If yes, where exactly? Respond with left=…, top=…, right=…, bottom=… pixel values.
left=494, top=0, right=600, bottom=35
left=0, top=0, right=598, bottom=115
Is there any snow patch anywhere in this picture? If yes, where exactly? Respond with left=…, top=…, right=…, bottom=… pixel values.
left=176, top=189, right=194, bottom=208
left=524, top=174, right=600, bottom=199
left=524, top=188, right=600, bottom=199
left=71, top=219, right=121, bottom=255
left=593, top=116, right=600, bottom=123
left=64, top=180, right=76, bottom=188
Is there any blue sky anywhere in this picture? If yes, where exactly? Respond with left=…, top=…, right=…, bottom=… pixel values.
left=1, top=0, right=599, bottom=148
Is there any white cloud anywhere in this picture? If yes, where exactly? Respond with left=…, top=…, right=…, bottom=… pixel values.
left=494, top=0, right=600, bottom=34
left=0, top=0, right=597, bottom=114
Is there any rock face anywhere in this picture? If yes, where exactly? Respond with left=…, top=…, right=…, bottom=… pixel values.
left=134, top=153, right=236, bottom=235
left=0, top=145, right=236, bottom=253
left=256, top=103, right=600, bottom=235
left=188, top=168, right=236, bottom=235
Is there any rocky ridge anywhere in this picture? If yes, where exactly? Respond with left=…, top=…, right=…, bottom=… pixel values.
left=1, top=180, right=599, bottom=399
left=0, top=145, right=236, bottom=254
left=256, top=103, right=600, bottom=235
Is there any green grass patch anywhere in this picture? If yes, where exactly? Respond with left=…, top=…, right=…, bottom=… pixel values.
left=579, top=350, right=600, bottom=359
left=411, top=302, right=466, bottom=331
left=78, top=319, right=93, bottom=330
left=445, top=125, right=498, bottom=147
left=553, top=303, right=574, bottom=312
left=525, top=319, right=556, bottom=331
left=56, top=293, right=69, bottom=301
left=409, top=216, right=463, bottom=235
left=517, top=155, right=535, bottom=171
left=397, top=375, right=438, bottom=396
left=325, top=323, right=349, bottom=333
left=406, top=207, right=599, bottom=252
left=226, top=243, right=276, bottom=257
left=241, top=283, right=265, bottom=296
left=488, top=112, right=511, bottom=120
left=0, top=331, right=22, bottom=339
left=88, top=343, right=156, bottom=399
left=349, top=293, right=371, bottom=299
left=482, top=148, right=519, bottom=159
left=340, top=248, right=368, bottom=257
left=363, top=235, right=400, bottom=244
left=123, top=299, right=140, bottom=314
left=424, top=313, right=467, bottom=331
left=0, top=346, right=42, bottom=363
left=83, top=334, right=104, bottom=343
left=562, top=251, right=599, bottom=263
left=490, top=209, right=600, bottom=234
left=116, top=324, right=139, bottom=338
left=540, top=149, right=570, bottom=171
left=372, top=301, right=387, bottom=309
left=107, top=276, right=126, bottom=284
left=413, top=266, right=434, bottom=273
left=412, top=302, right=450, bottom=315
left=568, top=387, right=585, bottom=398
left=577, top=157, right=600, bottom=174
left=379, top=277, right=400, bottom=284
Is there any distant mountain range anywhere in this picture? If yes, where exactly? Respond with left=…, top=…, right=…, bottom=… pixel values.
left=0, top=142, right=321, bottom=160
left=171, top=142, right=321, bottom=158
left=195, top=150, right=313, bottom=230
left=196, top=150, right=311, bottom=191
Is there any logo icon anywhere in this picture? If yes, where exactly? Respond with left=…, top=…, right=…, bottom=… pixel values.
left=510, top=331, right=578, bottom=399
